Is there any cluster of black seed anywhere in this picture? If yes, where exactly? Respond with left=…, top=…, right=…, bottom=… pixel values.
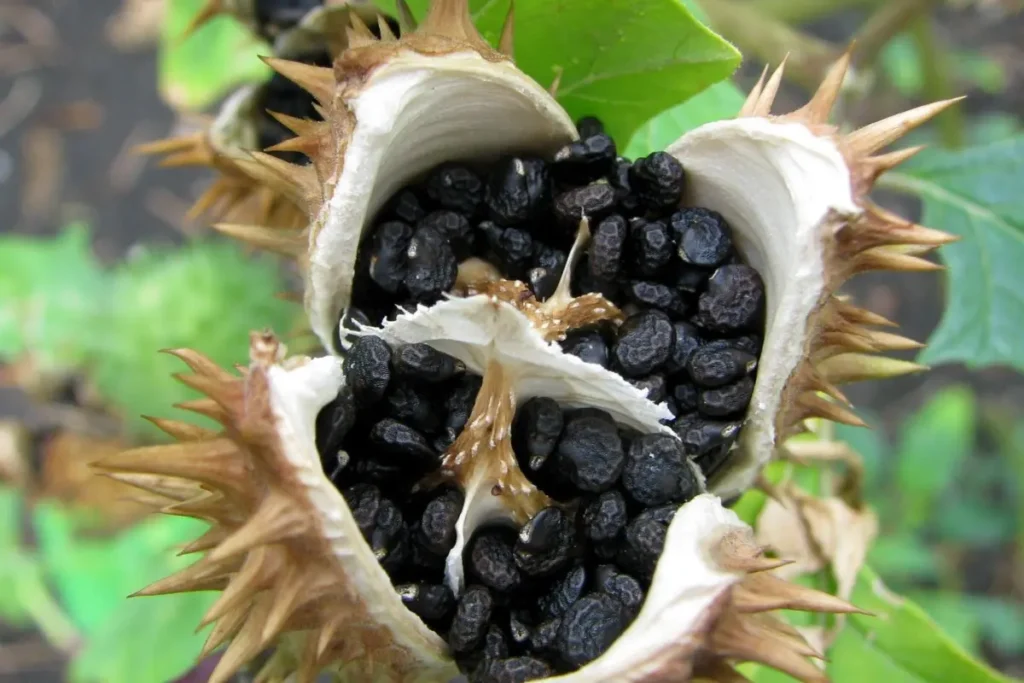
left=343, top=116, right=765, bottom=478
left=315, top=336, right=699, bottom=680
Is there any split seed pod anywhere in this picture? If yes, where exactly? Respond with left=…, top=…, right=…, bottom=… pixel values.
left=110, top=0, right=960, bottom=681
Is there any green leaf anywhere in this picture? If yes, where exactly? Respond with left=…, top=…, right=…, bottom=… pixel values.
left=905, top=591, right=985, bottom=655
left=623, top=80, right=745, bottom=158
left=846, top=565, right=1011, bottom=683
left=884, top=135, right=1024, bottom=371
left=868, top=534, right=941, bottom=583
left=895, top=386, right=975, bottom=532
left=0, top=224, right=107, bottom=369
left=160, top=0, right=270, bottom=111
left=391, top=0, right=740, bottom=146
left=86, top=240, right=299, bottom=439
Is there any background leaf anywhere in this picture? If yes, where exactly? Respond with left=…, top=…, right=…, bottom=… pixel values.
left=623, top=80, right=745, bottom=158
left=884, top=136, right=1024, bottom=371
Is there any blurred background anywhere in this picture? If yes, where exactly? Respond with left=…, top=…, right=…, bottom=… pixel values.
left=0, top=0, right=1021, bottom=681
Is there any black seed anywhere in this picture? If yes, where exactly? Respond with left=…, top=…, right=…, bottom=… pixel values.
left=621, top=433, right=697, bottom=506
left=553, top=183, right=617, bottom=225
left=551, top=134, right=617, bottom=183
left=342, top=483, right=380, bottom=539
left=484, top=156, right=551, bottom=225
left=628, top=218, right=673, bottom=277
left=394, top=343, right=462, bottom=383
left=560, top=330, right=609, bottom=368
left=619, top=504, right=677, bottom=579
left=425, top=163, right=484, bottom=216
left=344, top=335, right=392, bottom=404
left=367, top=220, right=413, bottom=294
left=676, top=417, right=741, bottom=457
left=528, top=618, right=561, bottom=655
left=665, top=321, right=703, bottom=374
left=449, top=586, right=494, bottom=653
left=582, top=490, right=627, bottom=542
left=315, top=385, right=356, bottom=462
left=629, top=152, right=685, bottom=212
left=405, top=225, right=458, bottom=302
left=670, top=208, right=733, bottom=267
left=609, top=157, right=641, bottom=215
left=514, top=507, right=575, bottom=577
left=509, top=612, right=532, bottom=646
left=469, top=528, right=522, bottom=592
left=370, top=498, right=408, bottom=572
left=352, top=458, right=409, bottom=488
left=671, top=382, right=699, bottom=412
left=385, top=381, right=441, bottom=433
left=397, top=583, right=456, bottom=622
left=588, top=214, right=628, bottom=282
left=612, top=310, right=674, bottom=377
left=474, top=657, right=553, bottom=683
left=627, top=374, right=667, bottom=403
left=540, top=565, right=587, bottom=619
left=512, top=397, right=564, bottom=471
left=446, top=374, right=484, bottom=433
left=672, top=264, right=709, bottom=295
left=576, top=116, right=605, bottom=138
left=419, top=488, right=464, bottom=555
left=484, top=625, right=510, bottom=660
left=687, top=346, right=757, bottom=387
left=554, top=410, right=624, bottom=492
left=557, top=594, right=627, bottom=667
left=418, top=210, right=474, bottom=258
left=696, top=264, right=765, bottom=333
left=699, top=377, right=755, bottom=417
left=624, top=280, right=686, bottom=316
left=370, top=418, right=437, bottom=465
left=593, top=565, right=644, bottom=618
left=528, top=244, right=567, bottom=300
left=732, top=334, right=763, bottom=355
left=495, top=226, right=535, bottom=275
left=387, top=189, right=425, bottom=224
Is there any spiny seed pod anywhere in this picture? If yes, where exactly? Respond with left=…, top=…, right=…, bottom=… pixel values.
left=109, top=0, right=962, bottom=681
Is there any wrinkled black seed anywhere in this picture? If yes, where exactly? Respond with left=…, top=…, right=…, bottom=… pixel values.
left=582, top=490, right=627, bottom=542
left=588, top=214, right=628, bottom=282
left=387, top=188, right=425, bottom=224
left=609, top=157, right=641, bottom=215
left=386, top=382, right=441, bottom=433
left=619, top=504, right=677, bottom=579
left=485, top=156, right=551, bottom=225
left=368, top=220, right=412, bottom=294
left=397, top=583, right=455, bottom=622
left=554, top=410, right=624, bottom=492
left=629, top=152, right=685, bottom=212
left=560, top=330, right=609, bottom=368
left=425, top=163, right=483, bottom=216
left=315, top=385, right=356, bottom=463
left=449, top=586, right=494, bottom=653
left=342, top=483, right=380, bottom=539
left=732, top=334, right=763, bottom=355
left=622, top=433, right=697, bottom=506
left=474, top=657, right=553, bottom=683
left=624, top=280, right=686, bottom=316
left=688, top=346, right=757, bottom=387
left=665, top=321, right=703, bottom=374
left=612, top=310, right=674, bottom=377
left=556, top=594, right=627, bottom=667
left=469, top=528, right=522, bottom=592
left=553, top=183, right=617, bottom=225
left=513, top=397, right=564, bottom=471
left=670, top=208, right=733, bottom=267
left=344, top=335, right=392, bottom=404
left=540, top=565, right=587, bottom=619
left=671, top=382, right=699, bottom=413
left=673, top=265, right=710, bottom=295
left=628, top=218, right=673, bottom=277
left=575, top=116, right=605, bottom=138
left=405, top=225, right=458, bottom=302
left=446, top=374, right=484, bottom=433
left=698, top=376, right=755, bottom=417
left=627, top=374, right=667, bottom=403
left=697, top=264, right=765, bottom=333
left=484, top=625, right=510, bottom=660
left=418, top=210, right=474, bottom=258
left=370, top=498, right=408, bottom=571
left=495, top=226, right=535, bottom=275
left=369, top=418, right=437, bottom=465
left=594, top=565, right=644, bottom=618
left=676, top=417, right=741, bottom=457
left=419, top=488, right=463, bottom=555
left=551, top=134, right=617, bottom=183
left=528, top=244, right=566, bottom=300
left=514, top=507, right=575, bottom=576
left=394, top=343, right=462, bottom=383
left=528, top=618, right=561, bottom=655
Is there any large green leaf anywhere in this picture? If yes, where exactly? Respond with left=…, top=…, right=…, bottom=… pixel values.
left=388, top=0, right=740, bottom=146
left=884, top=136, right=1024, bottom=371
left=160, top=0, right=270, bottom=111
left=623, top=80, right=745, bottom=158
left=0, top=224, right=107, bottom=369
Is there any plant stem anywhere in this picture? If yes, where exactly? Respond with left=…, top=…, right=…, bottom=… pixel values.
left=699, top=0, right=838, bottom=91
left=850, top=0, right=940, bottom=69
left=910, top=15, right=965, bottom=147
